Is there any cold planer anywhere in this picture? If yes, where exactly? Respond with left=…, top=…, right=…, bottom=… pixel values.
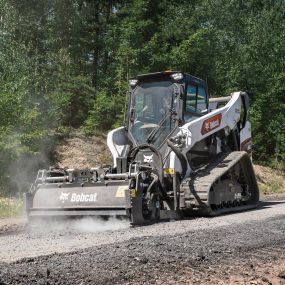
left=26, top=168, right=129, bottom=218
left=25, top=71, right=259, bottom=225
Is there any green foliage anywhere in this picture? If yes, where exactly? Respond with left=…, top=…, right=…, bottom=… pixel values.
left=0, top=0, right=284, bottom=196
left=251, top=73, right=285, bottom=168
left=82, top=91, right=125, bottom=135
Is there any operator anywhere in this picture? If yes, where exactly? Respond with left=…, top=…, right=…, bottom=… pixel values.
left=159, top=96, right=171, bottom=116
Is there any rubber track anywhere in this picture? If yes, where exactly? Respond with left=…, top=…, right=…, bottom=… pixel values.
left=180, top=151, right=259, bottom=216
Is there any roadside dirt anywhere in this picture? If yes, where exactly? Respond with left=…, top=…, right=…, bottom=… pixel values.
left=53, top=130, right=112, bottom=169
left=224, top=260, right=285, bottom=285
left=0, top=217, right=26, bottom=235
left=254, top=164, right=285, bottom=194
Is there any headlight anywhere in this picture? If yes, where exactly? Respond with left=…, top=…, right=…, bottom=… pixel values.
left=129, top=79, right=138, bottom=87
left=171, top=72, right=184, bottom=81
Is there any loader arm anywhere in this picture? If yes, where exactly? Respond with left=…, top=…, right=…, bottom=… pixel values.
left=182, top=92, right=246, bottom=147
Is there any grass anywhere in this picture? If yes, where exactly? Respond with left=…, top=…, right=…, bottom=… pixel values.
left=254, top=164, right=285, bottom=195
left=0, top=197, right=24, bottom=218
left=259, top=181, right=284, bottom=194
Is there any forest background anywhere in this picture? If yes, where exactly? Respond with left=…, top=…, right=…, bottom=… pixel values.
left=0, top=0, right=284, bottom=196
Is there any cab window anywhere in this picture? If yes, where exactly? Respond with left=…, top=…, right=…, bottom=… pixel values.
left=186, top=85, right=197, bottom=112
left=185, top=84, right=207, bottom=113
left=197, top=86, right=207, bottom=112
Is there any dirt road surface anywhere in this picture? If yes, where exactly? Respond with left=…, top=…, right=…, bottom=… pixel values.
left=0, top=198, right=284, bottom=284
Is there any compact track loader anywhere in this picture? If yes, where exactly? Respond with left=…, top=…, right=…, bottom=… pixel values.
left=25, top=71, right=259, bottom=225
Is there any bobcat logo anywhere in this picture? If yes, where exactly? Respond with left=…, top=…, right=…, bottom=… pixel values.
left=143, top=154, right=153, bottom=163
left=59, top=192, right=70, bottom=203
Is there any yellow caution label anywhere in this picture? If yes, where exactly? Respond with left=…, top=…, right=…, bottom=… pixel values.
left=116, top=186, right=127, bottom=198
left=130, top=189, right=137, bottom=198
left=164, top=168, right=175, bottom=175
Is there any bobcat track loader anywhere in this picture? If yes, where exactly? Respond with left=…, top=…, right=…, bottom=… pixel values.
left=25, top=71, right=259, bottom=225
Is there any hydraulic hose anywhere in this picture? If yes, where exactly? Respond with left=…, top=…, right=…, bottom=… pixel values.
left=166, top=139, right=188, bottom=179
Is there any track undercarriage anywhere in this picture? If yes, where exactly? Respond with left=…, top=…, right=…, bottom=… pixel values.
left=180, top=151, right=259, bottom=217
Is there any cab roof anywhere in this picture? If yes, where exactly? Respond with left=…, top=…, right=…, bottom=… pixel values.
left=130, top=71, right=207, bottom=87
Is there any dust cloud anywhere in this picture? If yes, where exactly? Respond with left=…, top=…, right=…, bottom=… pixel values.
left=29, top=216, right=129, bottom=234
left=71, top=216, right=129, bottom=233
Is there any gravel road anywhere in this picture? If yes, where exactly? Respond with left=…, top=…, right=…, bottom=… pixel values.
left=0, top=198, right=284, bottom=284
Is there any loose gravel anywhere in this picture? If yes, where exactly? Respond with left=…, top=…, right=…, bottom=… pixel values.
left=0, top=199, right=284, bottom=284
